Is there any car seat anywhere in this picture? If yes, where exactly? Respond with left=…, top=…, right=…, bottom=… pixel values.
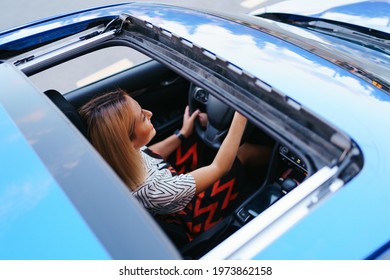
left=44, top=89, right=88, bottom=138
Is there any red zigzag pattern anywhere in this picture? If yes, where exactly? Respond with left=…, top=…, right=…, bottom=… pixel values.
left=174, top=142, right=239, bottom=236
left=192, top=178, right=238, bottom=232
left=175, top=143, right=198, bottom=174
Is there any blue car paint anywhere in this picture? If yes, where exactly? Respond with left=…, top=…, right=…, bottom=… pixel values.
left=312, top=1, right=390, bottom=34
left=0, top=2, right=389, bottom=259
left=0, top=105, right=110, bottom=259
left=316, top=1, right=390, bottom=20
left=0, top=3, right=136, bottom=49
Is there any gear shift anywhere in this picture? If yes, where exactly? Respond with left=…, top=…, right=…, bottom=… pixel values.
left=282, top=178, right=297, bottom=193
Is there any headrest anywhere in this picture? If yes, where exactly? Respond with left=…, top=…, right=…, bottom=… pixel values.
left=44, top=89, right=88, bottom=137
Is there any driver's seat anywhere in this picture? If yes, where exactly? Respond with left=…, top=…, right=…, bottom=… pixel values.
left=179, top=215, right=239, bottom=259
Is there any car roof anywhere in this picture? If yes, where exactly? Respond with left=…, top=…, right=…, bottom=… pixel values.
left=1, top=2, right=390, bottom=259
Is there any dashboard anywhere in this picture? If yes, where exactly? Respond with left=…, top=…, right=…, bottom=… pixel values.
left=278, top=145, right=308, bottom=185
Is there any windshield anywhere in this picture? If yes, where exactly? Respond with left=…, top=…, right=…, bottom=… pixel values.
left=258, top=13, right=390, bottom=49
left=254, top=13, right=390, bottom=95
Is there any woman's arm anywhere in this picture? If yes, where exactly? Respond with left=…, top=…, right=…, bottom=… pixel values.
left=149, top=106, right=199, bottom=159
left=190, top=112, right=247, bottom=194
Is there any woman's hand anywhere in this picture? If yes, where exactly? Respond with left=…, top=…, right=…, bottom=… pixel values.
left=190, top=111, right=247, bottom=194
left=180, top=106, right=200, bottom=138
left=198, top=112, right=208, bottom=128
left=148, top=106, right=200, bottom=159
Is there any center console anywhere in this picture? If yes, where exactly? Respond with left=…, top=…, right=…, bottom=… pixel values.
left=235, top=143, right=309, bottom=224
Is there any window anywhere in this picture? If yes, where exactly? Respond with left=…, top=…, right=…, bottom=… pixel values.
left=30, top=46, right=150, bottom=93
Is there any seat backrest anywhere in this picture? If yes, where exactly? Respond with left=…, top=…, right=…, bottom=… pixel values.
left=44, top=89, right=88, bottom=138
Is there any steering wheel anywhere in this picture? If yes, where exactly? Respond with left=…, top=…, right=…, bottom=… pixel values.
left=188, top=85, right=234, bottom=149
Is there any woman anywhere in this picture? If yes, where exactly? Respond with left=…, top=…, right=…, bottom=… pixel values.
left=80, top=89, right=248, bottom=241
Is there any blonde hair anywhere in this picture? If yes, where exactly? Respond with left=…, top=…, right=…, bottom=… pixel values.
left=79, top=89, right=146, bottom=190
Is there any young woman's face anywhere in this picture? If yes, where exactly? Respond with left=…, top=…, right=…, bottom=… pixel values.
left=129, top=97, right=156, bottom=149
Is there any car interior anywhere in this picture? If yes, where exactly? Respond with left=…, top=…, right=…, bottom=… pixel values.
left=36, top=52, right=313, bottom=259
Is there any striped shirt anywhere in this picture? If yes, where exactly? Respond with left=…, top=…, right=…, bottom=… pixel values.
left=132, top=147, right=196, bottom=215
